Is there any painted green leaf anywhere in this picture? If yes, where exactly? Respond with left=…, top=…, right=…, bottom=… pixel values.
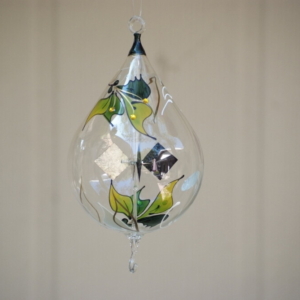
left=109, top=181, right=133, bottom=218
left=120, top=92, right=155, bottom=139
left=117, top=76, right=150, bottom=100
left=138, top=175, right=184, bottom=220
left=113, top=176, right=183, bottom=228
left=83, top=97, right=110, bottom=129
left=122, top=214, right=168, bottom=228
left=136, top=187, right=150, bottom=216
left=83, top=93, right=124, bottom=129
left=137, top=214, right=169, bottom=227
left=103, top=93, right=124, bottom=123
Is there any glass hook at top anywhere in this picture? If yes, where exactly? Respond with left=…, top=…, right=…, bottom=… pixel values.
left=128, top=15, right=145, bottom=34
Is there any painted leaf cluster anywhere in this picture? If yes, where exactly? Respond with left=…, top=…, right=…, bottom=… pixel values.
left=83, top=76, right=154, bottom=139
left=109, top=176, right=183, bottom=228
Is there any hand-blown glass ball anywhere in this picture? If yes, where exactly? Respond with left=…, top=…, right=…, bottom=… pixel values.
left=70, top=16, right=204, bottom=272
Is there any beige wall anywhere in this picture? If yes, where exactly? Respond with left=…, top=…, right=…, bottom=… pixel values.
left=1, top=0, right=299, bottom=299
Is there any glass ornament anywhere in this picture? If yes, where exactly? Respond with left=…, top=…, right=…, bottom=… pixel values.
left=70, top=16, right=204, bottom=273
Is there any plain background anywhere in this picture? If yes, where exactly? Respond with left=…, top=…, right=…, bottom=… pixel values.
left=1, top=0, right=299, bottom=299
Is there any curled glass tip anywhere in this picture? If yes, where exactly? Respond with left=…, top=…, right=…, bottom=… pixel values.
left=128, top=234, right=142, bottom=273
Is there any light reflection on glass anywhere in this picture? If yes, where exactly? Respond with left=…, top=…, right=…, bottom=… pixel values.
left=181, top=171, right=200, bottom=191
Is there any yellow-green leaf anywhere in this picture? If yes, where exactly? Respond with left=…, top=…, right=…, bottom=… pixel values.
left=119, top=92, right=155, bottom=139
left=83, top=96, right=111, bottom=129
left=109, top=182, right=133, bottom=218
left=138, top=176, right=183, bottom=219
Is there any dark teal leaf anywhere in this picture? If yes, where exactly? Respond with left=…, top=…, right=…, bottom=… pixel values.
left=122, top=218, right=131, bottom=226
left=117, top=75, right=151, bottom=100
left=137, top=214, right=169, bottom=227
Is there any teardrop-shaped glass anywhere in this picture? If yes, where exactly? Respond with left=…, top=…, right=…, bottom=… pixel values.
left=71, top=33, right=204, bottom=237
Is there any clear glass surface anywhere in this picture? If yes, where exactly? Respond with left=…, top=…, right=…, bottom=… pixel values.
left=70, top=40, right=204, bottom=237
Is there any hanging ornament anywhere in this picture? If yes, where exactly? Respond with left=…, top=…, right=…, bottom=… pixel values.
left=70, top=12, right=204, bottom=273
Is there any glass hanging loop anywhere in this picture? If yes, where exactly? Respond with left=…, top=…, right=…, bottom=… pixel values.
left=128, top=15, right=145, bottom=34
